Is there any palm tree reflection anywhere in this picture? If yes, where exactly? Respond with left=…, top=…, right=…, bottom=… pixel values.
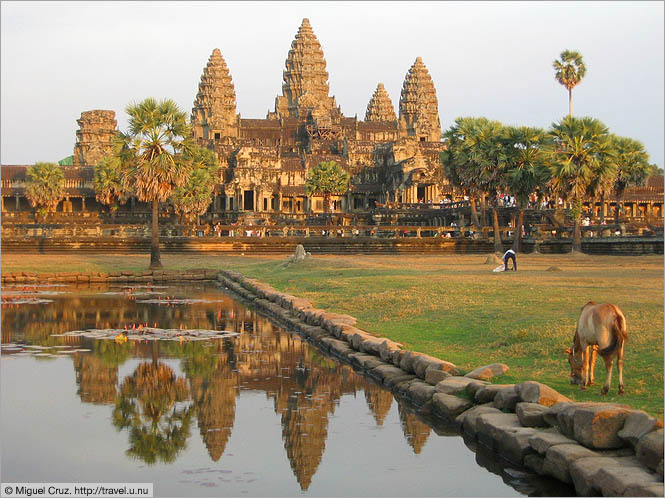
left=112, top=361, right=192, bottom=464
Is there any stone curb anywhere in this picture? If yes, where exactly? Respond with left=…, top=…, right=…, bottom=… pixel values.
left=216, top=269, right=664, bottom=497
left=1, top=269, right=219, bottom=283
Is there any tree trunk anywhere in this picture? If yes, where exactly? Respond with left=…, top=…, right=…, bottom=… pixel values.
left=480, top=194, right=487, bottom=227
left=615, top=191, right=623, bottom=224
left=323, top=193, right=330, bottom=214
left=572, top=216, right=582, bottom=252
left=600, top=193, right=605, bottom=224
left=512, top=206, right=524, bottom=252
left=492, top=207, right=502, bottom=253
left=568, top=88, right=573, bottom=116
left=469, top=196, right=481, bottom=229
left=150, top=199, right=162, bottom=269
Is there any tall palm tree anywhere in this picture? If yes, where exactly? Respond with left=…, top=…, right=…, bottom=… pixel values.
left=93, top=155, right=128, bottom=219
left=113, top=98, right=195, bottom=269
left=547, top=116, right=616, bottom=251
left=25, top=162, right=66, bottom=218
left=610, top=135, right=651, bottom=222
left=170, top=146, right=220, bottom=226
left=502, top=126, right=552, bottom=252
left=553, top=50, right=587, bottom=116
left=305, top=161, right=350, bottom=214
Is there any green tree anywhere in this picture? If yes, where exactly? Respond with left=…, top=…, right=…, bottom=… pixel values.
left=94, top=155, right=128, bottom=219
left=25, top=162, right=66, bottom=218
left=553, top=50, right=587, bottom=117
left=547, top=116, right=616, bottom=251
left=305, top=161, right=350, bottom=214
left=610, top=135, right=651, bottom=222
left=113, top=98, right=195, bottom=269
left=502, top=126, right=552, bottom=252
left=169, top=146, right=220, bottom=226
left=442, top=117, right=506, bottom=252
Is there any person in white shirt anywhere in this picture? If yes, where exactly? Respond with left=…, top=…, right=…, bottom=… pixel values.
left=503, top=248, right=517, bottom=271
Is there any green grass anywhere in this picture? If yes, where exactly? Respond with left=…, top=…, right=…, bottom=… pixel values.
left=3, top=252, right=663, bottom=418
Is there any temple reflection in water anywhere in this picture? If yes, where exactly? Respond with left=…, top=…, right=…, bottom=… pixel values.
left=1, top=284, right=432, bottom=491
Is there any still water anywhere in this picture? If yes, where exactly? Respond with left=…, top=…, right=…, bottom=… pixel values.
left=1, top=283, right=570, bottom=497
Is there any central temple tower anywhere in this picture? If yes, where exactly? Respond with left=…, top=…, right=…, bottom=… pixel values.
left=271, top=18, right=341, bottom=122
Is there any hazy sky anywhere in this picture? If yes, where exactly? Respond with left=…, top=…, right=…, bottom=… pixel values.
left=1, top=1, right=663, bottom=167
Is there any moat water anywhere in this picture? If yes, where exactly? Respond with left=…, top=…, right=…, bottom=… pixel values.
left=1, top=283, right=573, bottom=497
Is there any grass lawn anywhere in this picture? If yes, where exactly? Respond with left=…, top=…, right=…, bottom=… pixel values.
left=2, top=251, right=663, bottom=418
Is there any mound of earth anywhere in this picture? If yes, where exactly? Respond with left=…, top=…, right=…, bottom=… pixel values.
left=484, top=254, right=503, bottom=265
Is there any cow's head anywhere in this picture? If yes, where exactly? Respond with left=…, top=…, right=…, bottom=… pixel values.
left=565, top=346, right=584, bottom=385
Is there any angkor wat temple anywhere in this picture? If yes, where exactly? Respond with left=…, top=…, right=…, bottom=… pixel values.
left=1, top=18, right=449, bottom=220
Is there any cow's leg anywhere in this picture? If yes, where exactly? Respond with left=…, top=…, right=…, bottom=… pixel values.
left=601, top=354, right=614, bottom=395
left=580, top=346, right=589, bottom=390
left=617, top=343, right=625, bottom=395
left=589, top=346, right=597, bottom=385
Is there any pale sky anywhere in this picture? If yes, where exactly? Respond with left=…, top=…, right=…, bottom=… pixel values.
left=1, top=1, right=663, bottom=167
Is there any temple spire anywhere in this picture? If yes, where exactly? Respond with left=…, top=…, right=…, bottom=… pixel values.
left=191, top=48, right=238, bottom=140
left=274, top=18, right=340, bottom=120
left=398, top=57, right=441, bottom=142
left=365, top=83, right=396, bottom=122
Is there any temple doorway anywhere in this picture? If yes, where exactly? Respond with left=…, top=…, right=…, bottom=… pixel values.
left=243, top=190, right=254, bottom=211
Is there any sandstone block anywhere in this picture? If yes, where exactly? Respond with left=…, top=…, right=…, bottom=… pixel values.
left=572, top=404, right=632, bottom=449
left=500, top=426, right=539, bottom=465
left=432, top=393, right=473, bottom=420
left=569, top=455, right=643, bottom=497
left=424, top=367, right=451, bottom=385
left=618, top=410, right=664, bottom=448
left=319, top=337, right=354, bottom=358
left=455, top=404, right=504, bottom=435
left=400, top=351, right=425, bottom=374
left=436, top=376, right=486, bottom=395
left=636, top=428, right=664, bottom=473
left=406, top=381, right=436, bottom=407
left=465, top=362, right=509, bottom=380
left=350, top=332, right=375, bottom=350
left=516, top=381, right=571, bottom=407
left=476, top=411, right=521, bottom=451
left=391, top=348, right=407, bottom=367
left=336, top=324, right=363, bottom=342
left=523, top=453, right=545, bottom=475
left=493, top=386, right=520, bottom=412
left=349, top=353, right=385, bottom=371
left=465, top=380, right=489, bottom=398
left=378, top=339, right=402, bottom=363
left=596, top=463, right=662, bottom=496
left=474, top=384, right=514, bottom=404
left=528, top=428, right=577, bottom=454
left=369, top=364, right=407, bottom=385
left=543, top=443, right=598, bottom=483
left=383, top=372, right=417, bottom=389
left=359, top=337, right=385, bottom=356
left=624, top=483, right=664, bottom=497
left=516, top=402, right=549, bottom=428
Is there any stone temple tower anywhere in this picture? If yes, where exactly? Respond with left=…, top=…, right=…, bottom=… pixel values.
left=273, top=18, right=340, bottom=121
left=191, top=48, right=238, bottom=140
left=398, top=57, right=441, bottom=142
left=365, top=83, right=397, bottom=122
left=73, top=110, right=117, bottom=166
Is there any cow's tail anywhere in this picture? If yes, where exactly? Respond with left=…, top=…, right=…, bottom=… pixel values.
left=599, top=307, right=627, bottom=356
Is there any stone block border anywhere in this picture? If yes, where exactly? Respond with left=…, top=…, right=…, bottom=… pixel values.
left=217, top=269, right=664, bottom=497
left=1, top=269, right=219, bottom=284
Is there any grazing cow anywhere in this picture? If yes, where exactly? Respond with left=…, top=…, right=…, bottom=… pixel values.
left=565, top=301, right=627, bottom=395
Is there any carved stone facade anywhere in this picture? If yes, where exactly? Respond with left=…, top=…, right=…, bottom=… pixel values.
left=73, top=110, right=117, bottom=166
left=193, top=18, right=446, bottom=217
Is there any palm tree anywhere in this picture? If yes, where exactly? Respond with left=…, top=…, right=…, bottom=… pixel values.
left=443, top=117, right=506, bottom=252
left=610, top=135, right=651, bottom=223
left=170, top=146, right=220, bottom=227
left=547, top=116, right=616, bottom=251
left=502, top=126, right=552, bottom=252
left=305, top=161, right=350, bottom=214
left=94, top=155, right=128, bottom=219
left=553, top=50, right=587, bottom=117
left=25, top=162, right=66, bottom=219
left=113, top=98, right=195, bottom=269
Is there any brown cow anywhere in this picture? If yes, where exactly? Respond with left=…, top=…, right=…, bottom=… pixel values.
left=565, top=301, right=627, bottom=395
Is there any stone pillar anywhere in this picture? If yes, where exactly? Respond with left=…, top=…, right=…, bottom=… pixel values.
left=255, top=190, right=261, bottom=212
left=15, top=194, right=19, bottom=211
left=130, top=197, right=135, bottom=213
left=81, top=196, right=86, bottom=212
left=225, top=195, right=230, bottom=211
left=277, top=193, right=282, bottom=213
left=364, top=194, right=369, bottom=209
left=0, top=196, right=4, bottom=212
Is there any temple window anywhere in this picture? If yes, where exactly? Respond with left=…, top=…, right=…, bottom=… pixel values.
left=215, top=133, right=221, bottom=140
